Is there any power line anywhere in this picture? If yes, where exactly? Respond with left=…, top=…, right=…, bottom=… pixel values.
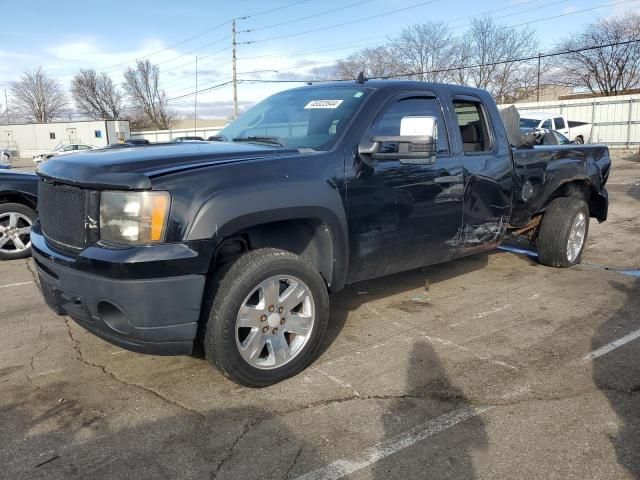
left=167, top=80, right=234, bottom=102
left=238, top=0, right=374, bottom=33
left=170, top=0, right=640, bottom=105
left=239, top=0, right=443, bottom=45
left=154, top=39, right=230, bottom=67
left=237, top=33, right=392, bottom=60
left=242, top=37, right=640, bottom=84
left=234, top=0, right=560, bottom=61
left=100, top=20, right=232, bottom=71
left=238, top=0, right=314, bottom=20
left=446, top=0, right=545, bottom=25
left=450, top=0, right=572, bottom=30
left=510, top=0, right=639, bottom=28
left=48, top=36, right=640, bottom=117
left=238, top=0, right=637, bottom=62
left=47, top=1, right=312, bottom=78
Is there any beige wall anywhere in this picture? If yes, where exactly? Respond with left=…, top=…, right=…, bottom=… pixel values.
left=171, top=119, right=227, bottom=130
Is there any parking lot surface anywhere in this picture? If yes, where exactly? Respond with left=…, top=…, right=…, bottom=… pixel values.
left=1, top=152, right=639, bottom=479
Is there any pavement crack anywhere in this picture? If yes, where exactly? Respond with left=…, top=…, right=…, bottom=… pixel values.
left=285, top=447, right=303, bottom=480
left=210, top=415, right=268, bottom=479
left=25, top=335, right=49, bottom=389
left=25, top=259, right=40, bottom=287
left=63, top=317, right=204, bottom=418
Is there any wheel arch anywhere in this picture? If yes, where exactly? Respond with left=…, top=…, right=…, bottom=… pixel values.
left=0, top=191, right=37, bottom=211
left=542, top=179, right=605, bottom=221
left=187, top=182, right=349, bottom=291
left=216, top=218, right=338, bottom=288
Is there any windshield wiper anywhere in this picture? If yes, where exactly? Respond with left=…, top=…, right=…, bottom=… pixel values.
left=232, top=136, right=286, bottom=147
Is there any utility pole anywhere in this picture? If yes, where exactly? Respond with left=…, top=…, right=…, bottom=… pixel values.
left=536, top=53, right=542, bottom=103
left=4, top=89, right=8, bottom=124
left=194, top=55, right=198, bottom=131
left=232, top=19, right=238, bottom=119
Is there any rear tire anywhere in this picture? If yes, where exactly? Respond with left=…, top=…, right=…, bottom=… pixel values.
left=203, top=248, right=329, bottom=387
left=0, top=203, right=36, bottom=260
left=573, top=136, right=584, bottom=144
left=537, top=197, right=589, bottom=268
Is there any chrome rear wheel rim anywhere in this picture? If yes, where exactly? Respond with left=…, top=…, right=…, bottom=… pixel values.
left=0, top=212, right=32, bottom=254
left=235, top=275, right=315, bottom=370
left=566, top=211, right=586, bottom=262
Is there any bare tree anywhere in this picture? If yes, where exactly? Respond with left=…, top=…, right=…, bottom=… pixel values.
left=453, top=18, right=541, bottom=103
left=71, top=69, right=122, bottom=119
left=335, top=46, right=402, bottom=80
left=10, top=68, right=67, bottom=122
left=389, top=22, right=458, bottom=83
left=554, top=14, right=640, bottom=95
left=122, top=60, right=174, bottom=129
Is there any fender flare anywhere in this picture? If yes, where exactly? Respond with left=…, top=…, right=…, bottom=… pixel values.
left=186, top=180, right=349, bottom=290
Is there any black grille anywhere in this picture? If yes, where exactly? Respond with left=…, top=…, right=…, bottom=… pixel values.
left=39, top=181, right=88, bottom=250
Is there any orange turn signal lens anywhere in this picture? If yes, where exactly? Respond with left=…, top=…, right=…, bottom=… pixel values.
left=150, top=194, right=169, bottom=241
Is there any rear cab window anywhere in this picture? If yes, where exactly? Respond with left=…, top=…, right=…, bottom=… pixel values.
left=452, top=99, right=494, bottom=154
left=553, top=117, right=566, bottom=130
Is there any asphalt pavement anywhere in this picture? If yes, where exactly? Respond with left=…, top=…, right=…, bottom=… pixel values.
left=1, top=152, right=639, bottom=479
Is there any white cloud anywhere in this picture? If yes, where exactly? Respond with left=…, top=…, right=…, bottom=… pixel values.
left=1, top=35, right=349, bottom=119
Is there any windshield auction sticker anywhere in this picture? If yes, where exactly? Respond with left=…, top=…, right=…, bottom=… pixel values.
left=304, top=100, right=344, bottom=109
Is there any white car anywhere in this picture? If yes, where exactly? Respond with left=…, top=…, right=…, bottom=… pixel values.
left=519, top=112, right=592, bottom=144
left=33, top=144, right=97, bottom=164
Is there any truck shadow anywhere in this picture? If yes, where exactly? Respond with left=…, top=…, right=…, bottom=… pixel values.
left=591, top=278, right=640, bottom=478
left=0, top=380, right=319, bottom=479
left=322, top=252, right=491, bottom=355
left=371, top=339, right=487, bottom=479
left=1, top=343, right=488, bottom=480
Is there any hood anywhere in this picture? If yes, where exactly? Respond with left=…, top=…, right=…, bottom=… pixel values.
left=0, top=170, right=37, bottom=179
left=37, top=142, right=298, bottom=190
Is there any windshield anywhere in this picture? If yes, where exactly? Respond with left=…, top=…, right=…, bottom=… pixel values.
left=219, top=86, right=371, bottom=150
left=519, top=118, right=541, bottom=129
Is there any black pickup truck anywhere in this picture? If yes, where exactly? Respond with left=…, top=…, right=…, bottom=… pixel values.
left=32, top=81, right=610, bottom=386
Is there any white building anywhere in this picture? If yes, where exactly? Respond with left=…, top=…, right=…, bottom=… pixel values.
left=0, top=120, right=130, bottom=158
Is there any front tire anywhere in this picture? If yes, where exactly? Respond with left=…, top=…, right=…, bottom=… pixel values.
left=0, top=203, right=37, bottom=260
left=203, top=248, right=329, bottom=387
left=537, top=197, right=589, bottom=267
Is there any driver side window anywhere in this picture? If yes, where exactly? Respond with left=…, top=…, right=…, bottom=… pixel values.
left=369, top=97, right=449, bottom=154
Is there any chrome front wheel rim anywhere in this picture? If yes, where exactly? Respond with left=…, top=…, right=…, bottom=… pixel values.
left=235, top=275, right=315, bottom=370
left=0, top=212, right=32, bottom=254
left=566, top=211, right=586, bottom=262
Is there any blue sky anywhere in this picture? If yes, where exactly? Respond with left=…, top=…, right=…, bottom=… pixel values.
left=1, top=0, right=638, bottom=119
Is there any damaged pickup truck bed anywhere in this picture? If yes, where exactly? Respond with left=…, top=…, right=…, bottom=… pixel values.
left=32, top=80, right=610, bottom=386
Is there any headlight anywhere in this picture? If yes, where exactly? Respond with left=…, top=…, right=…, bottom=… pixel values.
left=100, top=191, right=171, bottom=244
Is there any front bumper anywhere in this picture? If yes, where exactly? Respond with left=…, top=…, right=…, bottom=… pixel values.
left=32, top=226, right=207, bottom=355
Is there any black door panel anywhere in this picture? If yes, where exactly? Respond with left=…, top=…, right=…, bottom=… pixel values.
left=346, top=95, right=464, bottom=282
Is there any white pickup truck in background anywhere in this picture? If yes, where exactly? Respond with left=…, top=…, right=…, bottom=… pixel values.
left=518, top=111, right=593, bottom=144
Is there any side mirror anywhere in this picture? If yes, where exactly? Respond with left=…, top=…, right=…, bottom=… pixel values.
left=358, top=116, right=438, bottom=165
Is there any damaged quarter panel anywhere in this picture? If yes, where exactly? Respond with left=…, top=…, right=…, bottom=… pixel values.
left=510, top=144, right=611, bottom=227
